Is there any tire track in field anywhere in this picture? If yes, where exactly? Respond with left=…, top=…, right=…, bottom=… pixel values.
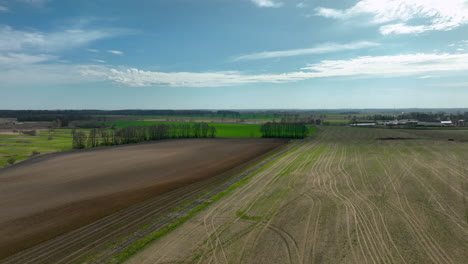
left=172, top=139, right=317, bottom=264
left=298, top=140, right=332, bottom=264
left=380, top=151, right=443, bottom=264
left=354, top=144, right=408, bottom=264
left=385, top=148, right=455, bottom=264
left=344, top=148, right=398, bottom=264
left=170, top=143, right=310, bottom=264
left=318, top=142, right=370, bottom=263
left=211, top=135, right=324, bottom=263
left=334, top=145, right=389, bottom=264
left=233, top=145, right=315, bottom=263
left=399, top=145, right=468, bottom=232
left=132, top=142, right=304, bottom=263
left=309, top=134, right=361, bottom=263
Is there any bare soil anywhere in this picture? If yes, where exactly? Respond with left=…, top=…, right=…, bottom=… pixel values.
left=0, top=138, right=285, bottom=259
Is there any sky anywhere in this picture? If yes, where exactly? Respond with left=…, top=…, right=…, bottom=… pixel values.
left=1, top=0, right=468, bottom=109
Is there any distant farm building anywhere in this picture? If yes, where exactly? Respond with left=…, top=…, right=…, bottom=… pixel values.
left=350, top=122, right=377, bottom=127
left=417, top=121, right=453, bottom=127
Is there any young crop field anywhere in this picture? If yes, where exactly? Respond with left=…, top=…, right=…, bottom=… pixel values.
left=106, top=121, right=316, bottom=138
left=106, top=121, right=264, bottom=138
left=126, top=127, right=468, bottom=264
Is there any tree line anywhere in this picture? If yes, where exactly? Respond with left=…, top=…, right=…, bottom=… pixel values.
left=72, top=123, right=217, bottom=149
left=0, top=109, right=236, bottom=118
left=16, top=115, right=92, bottom=127
left=260, top=123, right=308, bottom=139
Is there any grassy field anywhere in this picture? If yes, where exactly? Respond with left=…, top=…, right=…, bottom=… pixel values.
left=323, top=119, right=350, bottom=125
left=127, top=126, right=468, bottom=264
left=0, top=130, right=72, bottom=167
left=106, top=121, right=263, bottom=138
left=107, top=121, right=316, bottom=138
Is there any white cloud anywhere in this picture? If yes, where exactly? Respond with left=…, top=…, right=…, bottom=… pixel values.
left=0, top=63, right=107, bottom=86
left=16, top=0, right=51, bottom=6
left=418, top=75, right=434, bottom=79
left=250, top=0, right=283, bottom=8
left=91, top=59, right=106, bottom=63
left=0, top=25, right=125, bottom=53
left=0, top=5, right=8, bottom=12
left=107, top=50, right=123, bottom=55
left=79, top=53, right=468, bottom=87
left=301, top=53, right=468, bottom=77
left=296, top=2, right=306, bottom=8
left=0, top=53, right=57, bottom=66
left=233, top=41, right=380, bottom=61
left=315, top=0, right=468, bottom=35
left=87, top=48, right=99, bottom=53
left=379, top=23, right=428, bottom=35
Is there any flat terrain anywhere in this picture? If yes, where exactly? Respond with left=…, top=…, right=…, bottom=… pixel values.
left=0, top=138, right=285, bottom=259
left=0, top=129, right=71, bottom=167
left=129, top=127, right=468, bottom=264
left=106, top=121, right=264, bottom=137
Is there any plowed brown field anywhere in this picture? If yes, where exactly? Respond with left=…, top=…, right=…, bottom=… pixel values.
left=0, top=138, right=286, bottom=260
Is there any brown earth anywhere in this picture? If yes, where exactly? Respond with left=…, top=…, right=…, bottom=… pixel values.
left=0, top=138, right=286, bottom=259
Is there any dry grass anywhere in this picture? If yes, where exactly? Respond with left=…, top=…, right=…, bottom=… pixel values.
left=128, top=127, right=468, bottom=264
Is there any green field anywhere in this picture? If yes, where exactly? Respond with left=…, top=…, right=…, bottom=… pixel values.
left=323, top=119, right=350, bottom=125
left=106, top=121, right=264, bottom=138
left=0, top=130, right=72, bottom=167
left=106, top=121, right=316, bottom=138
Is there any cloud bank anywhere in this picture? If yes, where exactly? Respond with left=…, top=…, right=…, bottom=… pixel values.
left=233, top=41, right=380, bottom=61
left=77, top=53, right=468, bottom=87
left=249, top=0, right=283, bottom=8
left=316, top=0, right=468, bottom=35
left=0, top=25, right=126, bottom=53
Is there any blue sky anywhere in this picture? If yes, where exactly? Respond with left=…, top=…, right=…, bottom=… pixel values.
left=1, top=0, right=468, bottom=109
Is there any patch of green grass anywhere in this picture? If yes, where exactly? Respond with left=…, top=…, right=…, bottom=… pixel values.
left=306, top=125, right=317, bottom=136
left=325, top=119, right=351, bottom=124
left=0, top=130, right=72, bottom=167
left=106, top=121, right=316, bottom=138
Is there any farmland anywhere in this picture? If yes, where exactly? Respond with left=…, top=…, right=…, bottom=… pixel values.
left=106, top=121, right=264, bottom=138
left=126, top=127, right=468, bottom=264
left=0, top=125, right=466, bottom=264
left=0, top=130, right=72, bottom=167
left=0, top=122, right=296, bottom=168
left=0, top=138, right=286, bottom=260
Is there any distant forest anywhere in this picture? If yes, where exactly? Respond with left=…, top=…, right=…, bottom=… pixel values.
left=0, top=110, right=240, bottom=118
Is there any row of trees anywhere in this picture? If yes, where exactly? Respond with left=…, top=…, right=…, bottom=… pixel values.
left=260, top=123, right=308, bottom=139
left=72, top=123, right=217, bottom=149
left=0, top=110, right=216, bottom=117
